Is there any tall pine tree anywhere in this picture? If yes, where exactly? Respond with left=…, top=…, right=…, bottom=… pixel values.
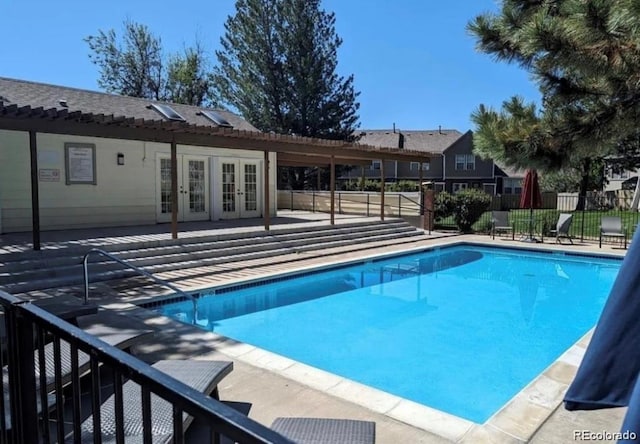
left=214, top=0, right=360, bottom=188
left=468, top=0, right=640, bottom=207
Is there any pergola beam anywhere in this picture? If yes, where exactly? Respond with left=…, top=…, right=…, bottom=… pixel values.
left=0, top=116, right=437, bottom=163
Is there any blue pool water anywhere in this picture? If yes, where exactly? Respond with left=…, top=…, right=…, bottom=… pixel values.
left=155, top=245, right=621, bottom=423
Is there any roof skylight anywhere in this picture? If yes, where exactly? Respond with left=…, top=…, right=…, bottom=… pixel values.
left=198, top=110, right=233, bottom=128
left=147, top=103, right=186, bottom=122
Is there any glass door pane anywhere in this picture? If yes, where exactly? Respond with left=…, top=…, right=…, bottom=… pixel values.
left=222, top=163, right=236, bottom=213
left=160, top=158, right=173, bottom=214
left=244, top=163, right=257, bottom=211
left=188, top=160, right=206, bottom=213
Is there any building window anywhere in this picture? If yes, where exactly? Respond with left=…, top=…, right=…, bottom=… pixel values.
left=434, top=182, right=445, bottom=192
left=455, top=154, right=475, bottom=170
left=607, top=168, right=631, bottom=180
left=483, top=183, right=497, bottom=195
left=371, top=160, right=381, bottom=170
left=503, top=178, right=522, bottom=195
left=410, top=161, right=430, bottom=171
left=453, top=183, right=468, bottom=193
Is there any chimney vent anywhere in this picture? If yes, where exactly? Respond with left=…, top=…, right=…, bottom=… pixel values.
left=59, top=99, right=68, bottom=108
left=438, top=125, right=442, bottom=134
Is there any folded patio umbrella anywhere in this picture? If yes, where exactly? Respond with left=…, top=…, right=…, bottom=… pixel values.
left=519, top=169, right=542, bottom=242
left=564, top=227, right=640, bottom=432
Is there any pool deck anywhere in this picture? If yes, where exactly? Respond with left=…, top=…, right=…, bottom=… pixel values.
left=3, top=213, right=630, bottom=443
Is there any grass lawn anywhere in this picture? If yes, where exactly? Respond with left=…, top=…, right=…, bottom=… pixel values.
left=437, top=209, right=640, bottom=241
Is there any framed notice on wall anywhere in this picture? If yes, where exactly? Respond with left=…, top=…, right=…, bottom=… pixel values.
left=64, top=143, right=97, bottom=185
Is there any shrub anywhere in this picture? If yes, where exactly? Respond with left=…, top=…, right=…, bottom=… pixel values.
left=452, top=189, right=491, bottom=232
left=386, top=180, right=419, bottom=192
left=434, top=191, right=455, bottom=221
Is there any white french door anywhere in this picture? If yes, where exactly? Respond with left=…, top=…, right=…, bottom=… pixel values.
left=156, top=155, right=210, bottom=222
left=219, top=159, right=261, bottom=219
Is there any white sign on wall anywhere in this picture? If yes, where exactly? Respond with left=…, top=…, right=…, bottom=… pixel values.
left=38, top=168, right=61, bottom=182
left=65, top=143, right=96, bottom=185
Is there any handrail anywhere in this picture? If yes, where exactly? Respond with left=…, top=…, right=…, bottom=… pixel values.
left=83, top=248, right=197, bottom=323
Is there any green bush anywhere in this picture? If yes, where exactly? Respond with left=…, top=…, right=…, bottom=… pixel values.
left=386, top=180, right=419, bottom=192
left=452, top=189, right=491, bottom=232
left=341, top=180, right=382, bottom=191
left=434, top=191, right=455, bottom=221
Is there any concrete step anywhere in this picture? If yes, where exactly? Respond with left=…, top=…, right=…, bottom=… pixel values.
left=17, top=231, right=433, bottom=300
left=1, top=220, right=426, bottom=293
left=0, top=224, right=417, bottom=283
left=0, top=220, right=411, bottom=272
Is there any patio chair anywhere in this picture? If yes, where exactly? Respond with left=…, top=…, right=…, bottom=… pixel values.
left=72, top=359, right=233, bottom=443
left=491, top=211, right=514, bottom=240
left=2, top=311, right=154, bottom=427
left=549, top=213, right=574, bottom=244
left=271, top=417, right=376, bottom=444
left=599, top=216, right=627, bottom=248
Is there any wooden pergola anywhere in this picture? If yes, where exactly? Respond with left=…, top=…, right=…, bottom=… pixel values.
left=0, top=103, right=436, bottom=250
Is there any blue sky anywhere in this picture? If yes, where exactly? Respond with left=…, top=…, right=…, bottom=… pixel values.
left=0, top=0, right=540, bottom=132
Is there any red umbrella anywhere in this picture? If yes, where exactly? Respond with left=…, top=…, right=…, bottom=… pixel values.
left=520, top=169, right=542, bottom=242
left=520, top=169, right=542, bottom=209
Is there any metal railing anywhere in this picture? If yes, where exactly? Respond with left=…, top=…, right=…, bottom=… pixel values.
left=278, top=190, right=423, bottom=218
left=83, top=248, right=198, bottom=322
left=0, top=289, right=292, bottom=444
left=435, top=194, right=640, bottom=244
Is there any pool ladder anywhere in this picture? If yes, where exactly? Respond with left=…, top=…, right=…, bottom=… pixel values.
left=82, top=248, right=198, bottom=323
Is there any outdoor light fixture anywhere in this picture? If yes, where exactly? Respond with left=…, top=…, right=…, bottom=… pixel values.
left=117, top=152, right=125, bottom=165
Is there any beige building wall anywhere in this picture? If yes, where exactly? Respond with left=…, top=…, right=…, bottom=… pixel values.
left=0, top=130, right=31, bottom=233
left=0, top=130, right=277, bottom=233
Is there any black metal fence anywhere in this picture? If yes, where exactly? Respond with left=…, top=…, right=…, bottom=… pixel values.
left=438, top=193, right=640, bottom=245
left=0, top=290, right=291, bottom=444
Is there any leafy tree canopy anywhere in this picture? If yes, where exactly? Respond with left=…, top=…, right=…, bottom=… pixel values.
left=86, top=20, right=217, bottom=106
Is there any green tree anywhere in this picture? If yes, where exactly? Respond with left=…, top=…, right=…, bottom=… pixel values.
left=214, top=0, right=360, bottom=188
left=165, top=41, right=217, bottom=106
left=467, top=1, right=640, bottom=208
left=86, top=20, right=216, bottom=106
left=86, top=19, right=164, bottom=99
left=471, top=97, right=606, bottom=204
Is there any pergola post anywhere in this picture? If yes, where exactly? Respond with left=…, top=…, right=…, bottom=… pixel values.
left=360, top=166, right=365, bottom=191
left=418, top=163, right=424, bottom=223
left=380, top=160, right=385, bottom=221
left=29, top=130, right=41, bottom=251
left=170, top=138, right=178, bottom=240
left=264, top=150, right=270, bottom=230
left=330, top=155, right=335, bottom=225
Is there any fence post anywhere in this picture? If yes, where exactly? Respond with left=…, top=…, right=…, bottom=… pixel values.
left=312, top=191, right=316, bottom=213
left=398, top=195, right=402, bottom=218
left=580, top=196, right=585, bottom=242
left=290, top=191, right=293, bottom=211
left=366, top=194, right=370, bottom=217
left=10, top=303, right=38, bottom=443
left=338, top=193, right=342, bottom=214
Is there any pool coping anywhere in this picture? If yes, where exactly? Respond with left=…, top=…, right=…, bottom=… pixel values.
left=140, top=238, right=623, bottom=443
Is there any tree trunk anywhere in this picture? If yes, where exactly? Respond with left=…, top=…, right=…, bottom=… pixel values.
left=575, top=158, right=591, bottom=211
left=631, top=175, right=640, bottom=211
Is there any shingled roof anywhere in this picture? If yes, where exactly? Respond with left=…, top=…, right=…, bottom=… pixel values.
left=357, top=128, right=464, bottom=153
left=356, top=130, right=402, bottom=148
left=401, top=129, right=464, bottom=153
left=0, top=77, right=258, bottom=131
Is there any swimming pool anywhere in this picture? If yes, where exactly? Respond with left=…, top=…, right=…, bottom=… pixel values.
left=154, top=245, right=620, bottom=423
